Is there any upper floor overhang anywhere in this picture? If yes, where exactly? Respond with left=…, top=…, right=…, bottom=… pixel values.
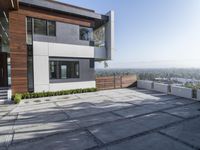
left=0, top=0, right=19, bottom=11
left=19, top=0, right=108, bottom=22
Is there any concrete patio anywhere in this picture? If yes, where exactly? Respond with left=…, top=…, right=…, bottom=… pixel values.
left=0, top=88, right=200, bottom=150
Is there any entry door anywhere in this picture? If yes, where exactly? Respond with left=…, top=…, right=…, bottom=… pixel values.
left=0, top=52, right=8, bottom=87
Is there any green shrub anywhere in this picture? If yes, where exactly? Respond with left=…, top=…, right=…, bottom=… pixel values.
left=14, top=94, right=22, bottom=104
left=12, top=88, right=97, bottom=100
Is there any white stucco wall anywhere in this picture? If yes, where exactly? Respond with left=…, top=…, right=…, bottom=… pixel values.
left=33, top=41, right=96, bottom=92
left=49, top=81, right=96, bottom=92
left=153, top=82, right=169, bottom=93
left=48, top=43, right=94, bottom=58
left=105, top=10, right=115, bottom=60
left=137, top=80, right=153, bottom=90
left=94, top=47, right=107, bottom=60
left=171, top=85, right=193, bottom=99
left=34, top=41, right=107, bottom=59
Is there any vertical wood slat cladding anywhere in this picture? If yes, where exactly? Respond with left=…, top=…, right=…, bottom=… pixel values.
left=9, top=5, right=95, bottom=94
left=9, top=10, right=27, bottom=94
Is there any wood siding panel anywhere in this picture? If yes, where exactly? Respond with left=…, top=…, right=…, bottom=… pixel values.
left=9, top=11, right=27, bottom=94
left=96, top=75, right=137, bottom=90
left=19, top=6, right=94, bottom=27
left=9, top=5, right=94, bottom=94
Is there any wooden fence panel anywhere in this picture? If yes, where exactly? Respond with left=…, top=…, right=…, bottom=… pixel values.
left=96, top=75, right=137, bottom=90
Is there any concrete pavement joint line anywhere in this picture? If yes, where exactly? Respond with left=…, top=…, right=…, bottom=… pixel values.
left=54, top=102, right=71, bottom=119
left=7, top=97, right=196, bottom=136
left=2, top=97, right=197, bottom=134
left=109, top=111, right=124, bottom=118
left=8, top=115, right=72, bottom=132
left=0, top=106, right=17, bottom=120
left=3, top=91, right=200, bottom=148
left=9, top=107, right=200, bottom=147
left=86, top=116, right=200, bottom=150
left=160, top=111, right=186, bottom=120
left=158, top=131, right=199, bottom=150
left=3, top=112, right=18, bottom=149
left=84, top=128, right=104, bottom=147
left=10, top=113, right=19, bottom=144
left=9, top=128, right=85, bottom=146
left=61, top=97, right=196, bottom=121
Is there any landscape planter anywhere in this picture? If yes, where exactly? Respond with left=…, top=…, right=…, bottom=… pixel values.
left=137, top=80, right=153, bottom=90
left=197, top=89, right=200, bottom=100
left=153, top=82, right=169, bottom=93
left=171, top=85, right=193, bottom=99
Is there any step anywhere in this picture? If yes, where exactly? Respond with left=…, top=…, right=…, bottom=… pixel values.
left=0, top=92, right=7, bottom=96
left=0, top=87, right=9, bottom=90
left=0, top=90, right=8, bottom=93
left=0, top=99, right=7, bottom=104
left=0, top=96, right=8, bottom=99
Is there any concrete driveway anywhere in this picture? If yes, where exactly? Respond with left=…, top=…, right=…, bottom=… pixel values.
left=0, top=88, right=200, bottom=150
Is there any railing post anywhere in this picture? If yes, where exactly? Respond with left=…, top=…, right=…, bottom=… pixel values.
left=120, top=76, right=122, bottom=88
left=114, top=73, right=116, bottom=89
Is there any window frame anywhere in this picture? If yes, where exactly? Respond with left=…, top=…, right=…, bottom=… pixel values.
left=49, top=59, right=80, bottom=82
left=79, top=26, right=93, bottom=41
left=33, top=18, right=56, bottom=36
left=26, top=17, right=33, bottom=45
left=89, top=59, right=95, bottom=68
left=47, top=20, right=56, bottom=36
left=33, top=18, right=47, bottom=36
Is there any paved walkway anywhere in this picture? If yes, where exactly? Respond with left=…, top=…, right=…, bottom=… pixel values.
left=0, top=88, right=200, bottom=150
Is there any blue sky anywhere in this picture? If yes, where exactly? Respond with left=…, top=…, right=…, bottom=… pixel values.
left=60, top=0, right=200, bottom=68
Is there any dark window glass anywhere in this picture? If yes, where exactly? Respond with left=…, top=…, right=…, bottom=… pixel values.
left=50, top=60, right=79, bottom=80
left=80, top=27, right=93, bottom=41
left=34, top=18, right=47, bottom=35
left=27, top=17, right=32, bottom=34
left=26, top=17, right=33, bottom=45
left=50, top=61, right=58, bottom=79
left=47, top=21, right=56, bottom=36
left=27, top=45, right=34, bottom=92
left=90, top=59, right=95, bottom=68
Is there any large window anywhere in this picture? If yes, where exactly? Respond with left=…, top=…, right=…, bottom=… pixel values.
left=47, top=21, right=56, bottom=36
left=27, top=45, right=34, bottom=92
left=34, top=18, right=47, bottom=35
left=80, top=26, right=93, bottom=41
left=50, top=60, right=79, bottom=80
left=94, top=26, right=105, bottom=47
left=33, top=18, right=56, bottom=36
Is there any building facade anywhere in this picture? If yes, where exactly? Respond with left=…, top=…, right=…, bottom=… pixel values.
left=0, top=0, right=114, bottom=100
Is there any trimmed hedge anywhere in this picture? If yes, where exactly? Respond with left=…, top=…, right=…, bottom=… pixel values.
left=14, top=94, right=22, bottom=104
left=13, top=88, right=97, bottom=100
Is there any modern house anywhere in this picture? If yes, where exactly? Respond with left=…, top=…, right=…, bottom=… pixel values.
left=0, top=0, right=114, bottom=101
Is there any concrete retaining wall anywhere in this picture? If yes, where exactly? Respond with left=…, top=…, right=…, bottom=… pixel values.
left=171, top=85, right=193, bottom=99
left=197, top=90, right=200, bottom=100
left=137, top=80, right=153, bottom=90
left=153, top=83, right=169, bottom=93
